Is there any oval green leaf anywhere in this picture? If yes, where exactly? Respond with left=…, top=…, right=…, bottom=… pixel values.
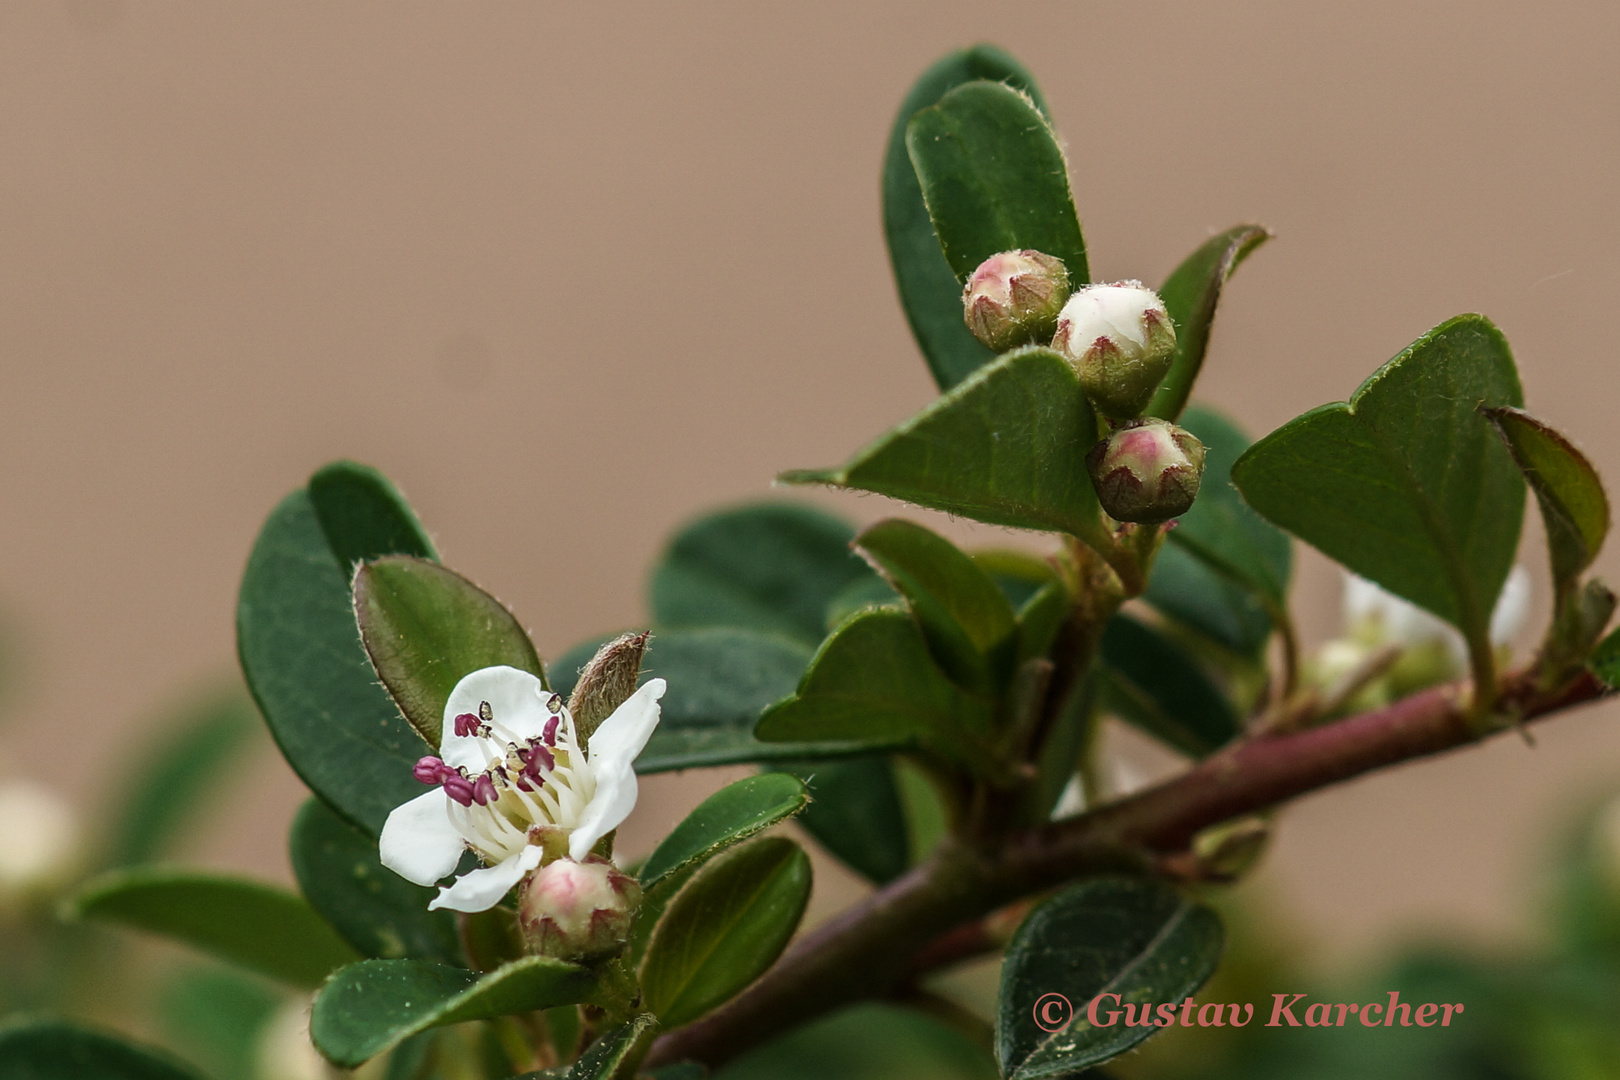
left=884, top=44, right=1046, bottom=392
left=237, top=488, right=429, bottom=834
left=639, top=772, right=810, bottom=892
left=1148, top=225, right=1272, bottom=421
left=1098, top=614, right=1241, bottom=758
left=774, top=757, right=910, bottom=885
left=567, top=1014, right=659, bottom=1080
left=855, top=518, right=1017, bottom=695
left=0, top=1017, right=208, bottom=1080
left=781, top=347, right=1108, bottom=552
left=998, top=876, right=1224, bottom=1078
left=65, top=867, right=361, bottom=989
left=906, top=81, right=1087, bottom=289
left=640, top=837, right=813, bottom=1028
left=1485, top=405, right=1610, bottom=591
left=650, top=503, right=879, bottom=647
left=289, top=797, right=463, bottom=965
left=1231, top=315, right=1525, bottom=655
left=354, top=555, right=546, bottom=747
left=308, top=460, right=438, bottom=571
left=310, top=957, right=594, bottom=1068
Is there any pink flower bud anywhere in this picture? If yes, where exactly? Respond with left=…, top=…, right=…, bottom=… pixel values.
left=961, top=250, right=1070, bottom=352
left=1053, top=281, right=1177, bottom=419
left=1085, top=417, right=1206, bottom=523
left=517, top=856, right=641, bottom=963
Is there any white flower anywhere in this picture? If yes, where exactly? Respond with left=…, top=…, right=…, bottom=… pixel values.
left=0, top=777, right=79, bottom=896
left=379, top=665, right=665, bottom=914
left=1343, top=565, right=1532, bottom=670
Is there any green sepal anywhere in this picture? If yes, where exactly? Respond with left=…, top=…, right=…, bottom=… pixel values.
left=354, top=555, right=547, bottom=748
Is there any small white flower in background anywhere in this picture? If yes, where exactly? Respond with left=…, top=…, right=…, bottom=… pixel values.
left=1344, top=565, right=1532, bottom=671
left=379, top=665, right=665, bottom=914
left=254, top=998, right=325, bottom=1080
left=0, top=777, right=80, bottom=897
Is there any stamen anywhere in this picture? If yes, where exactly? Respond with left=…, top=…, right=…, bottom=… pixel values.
left=546, top=694, right=563, bottom=714
left=541, top=715, right=560, bottom=746
left=472, top=774, right=498, bottom=806
left=442, top=774, right=476, bottom=806
left=413, top=756, right=446, bottom=785
left=453, top=713, right=480, bottom=738
left=478, top=700, right=493, bottom=723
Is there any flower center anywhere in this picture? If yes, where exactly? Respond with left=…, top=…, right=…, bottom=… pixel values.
left=412, top=693, right=596, bottom=865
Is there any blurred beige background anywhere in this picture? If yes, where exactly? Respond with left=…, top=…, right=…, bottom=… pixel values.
left=3, top=1, right=1619, bottom=973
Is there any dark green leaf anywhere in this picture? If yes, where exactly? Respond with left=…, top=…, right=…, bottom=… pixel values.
left=715, top=1002, right=1000, bottom=1080
left=755, top=609, right=995, bottom=760
left=855, top=518, right=1017, bottom=693
left=65, top=868, right=361, bottom=989
left=103, top=686, right=261, bottom=867
left=1148, top=226, right=1272, bottom=420
left=569, top=1015, right=659, bottom=1080
left=289, top=797, right=463, bottom=965
left=781, top=347, right=1109, bottom=551
left=998, top=877, right=1224, bottom=1078
left=639, top=773, right=810, bottom=892
left=906, top=81, right=1086, bottom=286
left=310, top=957, right=594, bottom=1068
left=1099, top=614, right=1240, bottom=757
left=554, top=628, right=862, bottom=771
left=640, top=837, right=812, bottom=1028
left=822, top=575, right=903, bottom=631
left=1143, top=543, right=1272, bottom=657
left=774, top=757, right=910, bottom=884
left=0, top=1017, right=208, bottom=1080
left=308, top=460, right=437, bottom=571
left=650, top=503, right=878, bottom=647
left=1231, top=315, right=1525, bottom=652
left=354, top=555, right=546, bottom=747
left=1588, top=625, right=1620, bottom=690
left=972, top=548, right=1057, bottom=609
left=237, top=489, right=426, bottom=835
left=884, top=44, right=1046, bottom=392
left=1485, top=406, right=1610, bottom=590
left=156, top=965, right=282, bottom=1080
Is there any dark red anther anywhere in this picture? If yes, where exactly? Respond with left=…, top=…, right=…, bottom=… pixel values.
left=453, top=713, right=480, bottom=738
left=413, top=756, right=446, bottom=785
left=472, top=774, right=498, bottom=806
left=442, top=775, right=475, bottom=806
left=541, top=715, right=560, bottom=746
left=527, top=744, right=556, bottom=773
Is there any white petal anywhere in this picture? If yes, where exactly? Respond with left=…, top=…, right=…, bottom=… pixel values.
left=441, top=665, right=553, bottom=770
left=1490, top=565, right=1532, bottom=646
left=379, top=789, right=466, bottom=887
left=427, top=844, right=544, bottom=913
left=1343, top=573, right=1455, bottom=648
left=569, top=679, right=665, bottom=861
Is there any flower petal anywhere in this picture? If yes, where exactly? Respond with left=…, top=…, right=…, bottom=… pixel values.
left=379, top=789, right=466, bottom=887
left=1490, top=565, right=1532, bottom=647
left=427, top=844, right=544, bottom=913
left=569, top=679, right=665, bottom=860
left=441, top=665, right=553, bottom=770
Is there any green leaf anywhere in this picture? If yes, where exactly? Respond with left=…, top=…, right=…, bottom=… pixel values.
left=237, top=488, right=427, bottom=835
left=1148, top=226, right=1272, bottom=420
left=650, top=503, right=878, bottom=647
left=553, top=628, right=863, bottom=771
left=354, top=555, right=547, bottom=747
left=781, top=347, right=1108, bottom=550
left=289, top=797, right=463, bottom=965
left=568, top=1015, right=659, bottom=1080
left=1098, top=614, right=1241, bottom=758
left=998, top=876, right=1224, bottom=1078
left=1485, top=406, right=1610, bottom=590
left=103, top=685, right=261, bottom=867
left=308, top=460, right=438, bottom=570
left=1015, top=579, right=1071, bottom=665
left=906, top=81, right=1086, bottom=287
left=0, top=1017, right=209, bottom=1080
left=1148, top=405, right=1291, bottom=655
left=755, top=609, right=995, bottom=760
left=1231, top=315, right=1525, bottom=652
left=65, top=867, right=361, bottom=989
left=714, top=1002, right=1001, bottom=1080
left=884, top=44, right=1046, bottom=392
left=640, top=837, right=812, bottom=1028
left=773, top=757, right=910, bottom=884
left=855, top=519, right=1017, bottom=694
left=156, top=965, right=282, bottom=1080
left=639, top=773, right=810, bottom=892
left=1588, top=626, right=1620, bottom=690
left=311, top=957, right=594, bottom=1068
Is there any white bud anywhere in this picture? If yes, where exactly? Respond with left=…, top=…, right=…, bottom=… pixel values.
left=1053, top=281, right=1177, bottom=419
left=518, top=856, right=640, bottom=962
left=961, top=250, right=1070, bottom=351
left=1085, top=417, right=1205, bottom=523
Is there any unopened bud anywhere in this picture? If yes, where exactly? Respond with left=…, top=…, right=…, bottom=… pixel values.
left=1053, top=281, right=1177, bottom=419
left=1085, top=417, right=1205, bottom=523
left=567, top=630, right=649, bottom=743
left=518, top=856, right=641, bottom=963
left=961, top=250, right=1070, bottom=351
